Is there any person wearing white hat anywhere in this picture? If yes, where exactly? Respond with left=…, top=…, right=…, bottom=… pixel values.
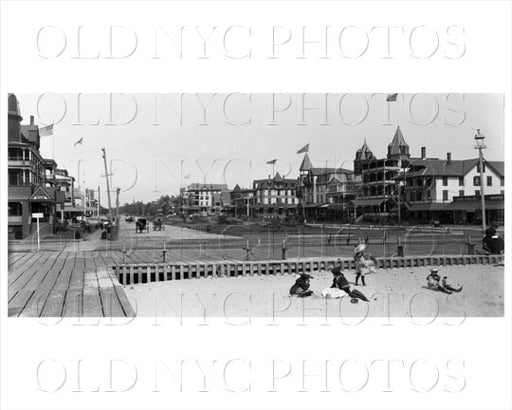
left=426, top=268, right=462, bottom=294
left=353, top=243, right=378, bottom=286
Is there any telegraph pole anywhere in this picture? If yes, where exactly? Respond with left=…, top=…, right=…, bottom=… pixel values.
left=474, top=129, right=487, bottom=232
left=97, top=185, right=100, bottom=219
left=116, top=187, right=120, bottom=220
left=101, top=148, right=113, bottom=223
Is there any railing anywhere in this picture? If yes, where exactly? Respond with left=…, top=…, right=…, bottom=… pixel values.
left=8, top=159, right=32, bottom=167
left=113, top=254, right=504, bottom=285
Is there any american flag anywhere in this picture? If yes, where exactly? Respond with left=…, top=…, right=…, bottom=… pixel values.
left=39, top=123, right=54, bottom=137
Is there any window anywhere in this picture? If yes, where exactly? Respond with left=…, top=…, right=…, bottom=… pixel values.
left=459, top=190, right=465, bottom=197
left=443, top=190, right=448, bottom=201
left=442, top=176, right=448, bottom=186
left=427, top=191, right=431, bottom=200
left=459, top=177, right=464, bottom=186
left=500, top=177, right=505, bottom=186
left=501, top=190, right=505, bottom=195
left=473, top=176, right=480, bottom=186
left=487, top=176, right=492, bottom=186
left=475, top=190, right=481, bottom=196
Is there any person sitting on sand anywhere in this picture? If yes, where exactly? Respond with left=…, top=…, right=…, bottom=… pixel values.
left=426, top=268, right=458, bottom=294
left=289, top=273, right=314, bottom=298
left=329, top=265, right=370, bottom=302
left=353, top=243, right=378, bottom=286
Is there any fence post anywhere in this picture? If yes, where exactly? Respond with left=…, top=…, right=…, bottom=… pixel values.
left=397, top=236, right=405, bottom=257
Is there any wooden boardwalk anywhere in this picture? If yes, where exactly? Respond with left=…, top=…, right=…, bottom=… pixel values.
left=8, top=251, right=134, bottom=318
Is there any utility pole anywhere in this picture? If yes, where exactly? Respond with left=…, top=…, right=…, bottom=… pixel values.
left=474, top=129, right=487, bottom=232
left=97, top=185, right=100, bottom=219
left=116, top=187, right=120, bottom=221
left=101, top=148, right=113, bottom=223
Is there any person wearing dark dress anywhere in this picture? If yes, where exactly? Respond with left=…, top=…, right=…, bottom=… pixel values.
left=482, top=227, right=505, bottom=255
left=290, top=273, right=314, bottom=298
left=330, top=266, right=370, bottom=302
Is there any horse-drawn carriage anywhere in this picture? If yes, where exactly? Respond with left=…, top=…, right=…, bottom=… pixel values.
left=153, top=217, right=164, bottom=231
left=135, top=218, right=149, bottom=233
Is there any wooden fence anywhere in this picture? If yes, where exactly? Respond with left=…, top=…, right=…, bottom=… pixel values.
left=113, top=254, right=504, bottom=285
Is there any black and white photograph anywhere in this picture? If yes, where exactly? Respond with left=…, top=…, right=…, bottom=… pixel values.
left=6, top=92, right=506, bottom=318
left=1, top=2, right=511, bottom=410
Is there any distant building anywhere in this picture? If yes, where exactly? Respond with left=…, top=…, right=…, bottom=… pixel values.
left=352, top=126, right=410, bottom=223
left=297, top=153, right=358, bottom=221
left=396, top=150, right=505, bottom=224
left=7, top=94, right=65, bottom=239
left=230, top=184, right=254, bottom=218
left=183, top=183, right=230, bottom=214
left=252, top=173, right=298, bottom=219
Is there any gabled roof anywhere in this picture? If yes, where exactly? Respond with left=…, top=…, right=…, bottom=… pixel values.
left=186, top=183, right=229, bottom=191
left=487, top=161, right=505, bottom=177
left=309, top=167, right=353, bottom=176
left=399, top=158, right=483, bottom=178
left=30, top=186, right=53, bottom=202
left=299, top=153, right=313, bottom=172
left=388, top=126, right=408, bottom=155
left=274, top=172, right=283, bottom=182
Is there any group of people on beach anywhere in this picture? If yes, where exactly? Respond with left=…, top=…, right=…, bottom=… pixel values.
left=289, top=241, right=469, bottom=301
left=289, top=243, right=377, bottom=303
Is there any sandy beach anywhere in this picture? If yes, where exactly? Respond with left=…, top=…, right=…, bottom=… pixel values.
left=125, top=264, right=504, bottom=318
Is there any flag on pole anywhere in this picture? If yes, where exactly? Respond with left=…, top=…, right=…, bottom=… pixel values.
left=296, top=144, right=309, bottom=154
left=386, top=93, right=398, bottom=102
left=74, top=137, right=83, bottom=147
left=266, top=159, right=277, bottom=165
left=39, top=123, right=54, bottom=137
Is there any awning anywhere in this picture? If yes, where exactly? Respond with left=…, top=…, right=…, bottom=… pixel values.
left=447, top=200, right=504, bottom=211
left=62, top=206, right=85, bottom=213
left=408, top=203, right=451, bottom=212
left=351, top=198, right=386, bottom=207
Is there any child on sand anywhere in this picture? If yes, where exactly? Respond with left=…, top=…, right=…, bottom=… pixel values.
left=426, top=268, right=462, bottom=294
left=353, top=243, right=378, bottom=286
left=289, top=273, right=314, bottom=298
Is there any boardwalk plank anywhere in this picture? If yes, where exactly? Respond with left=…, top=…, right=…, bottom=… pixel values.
left=8, top=252, right=27, bottom=266
left=40, top=255, right=77, bottom=317
left=99, top=253, right=135, bottom=317
left=94, top=254, right=125, bottom=318
left=63, top=255, right=85, bottom=317
left=19, top=253, right=68, bottom=317
left=8, top=252, right=60, bottom=317
left=8, top=252, right=52, bottom=301
left=8, top=252, right=40, bottom=286
left=82, top=255, right=103, bottom=317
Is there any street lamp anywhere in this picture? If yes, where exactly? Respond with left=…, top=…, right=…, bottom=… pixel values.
left=474, top=129, right=487, bottom=232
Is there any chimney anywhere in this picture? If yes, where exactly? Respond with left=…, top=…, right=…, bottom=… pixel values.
left=447, top=152, right=452, bottom=163
left=30, top=115, right=34, bottom=125
left=421, top=147, right=426, bottom=159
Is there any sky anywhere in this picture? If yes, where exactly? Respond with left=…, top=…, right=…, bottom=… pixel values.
left=14, top=93, right=504, bottom=204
